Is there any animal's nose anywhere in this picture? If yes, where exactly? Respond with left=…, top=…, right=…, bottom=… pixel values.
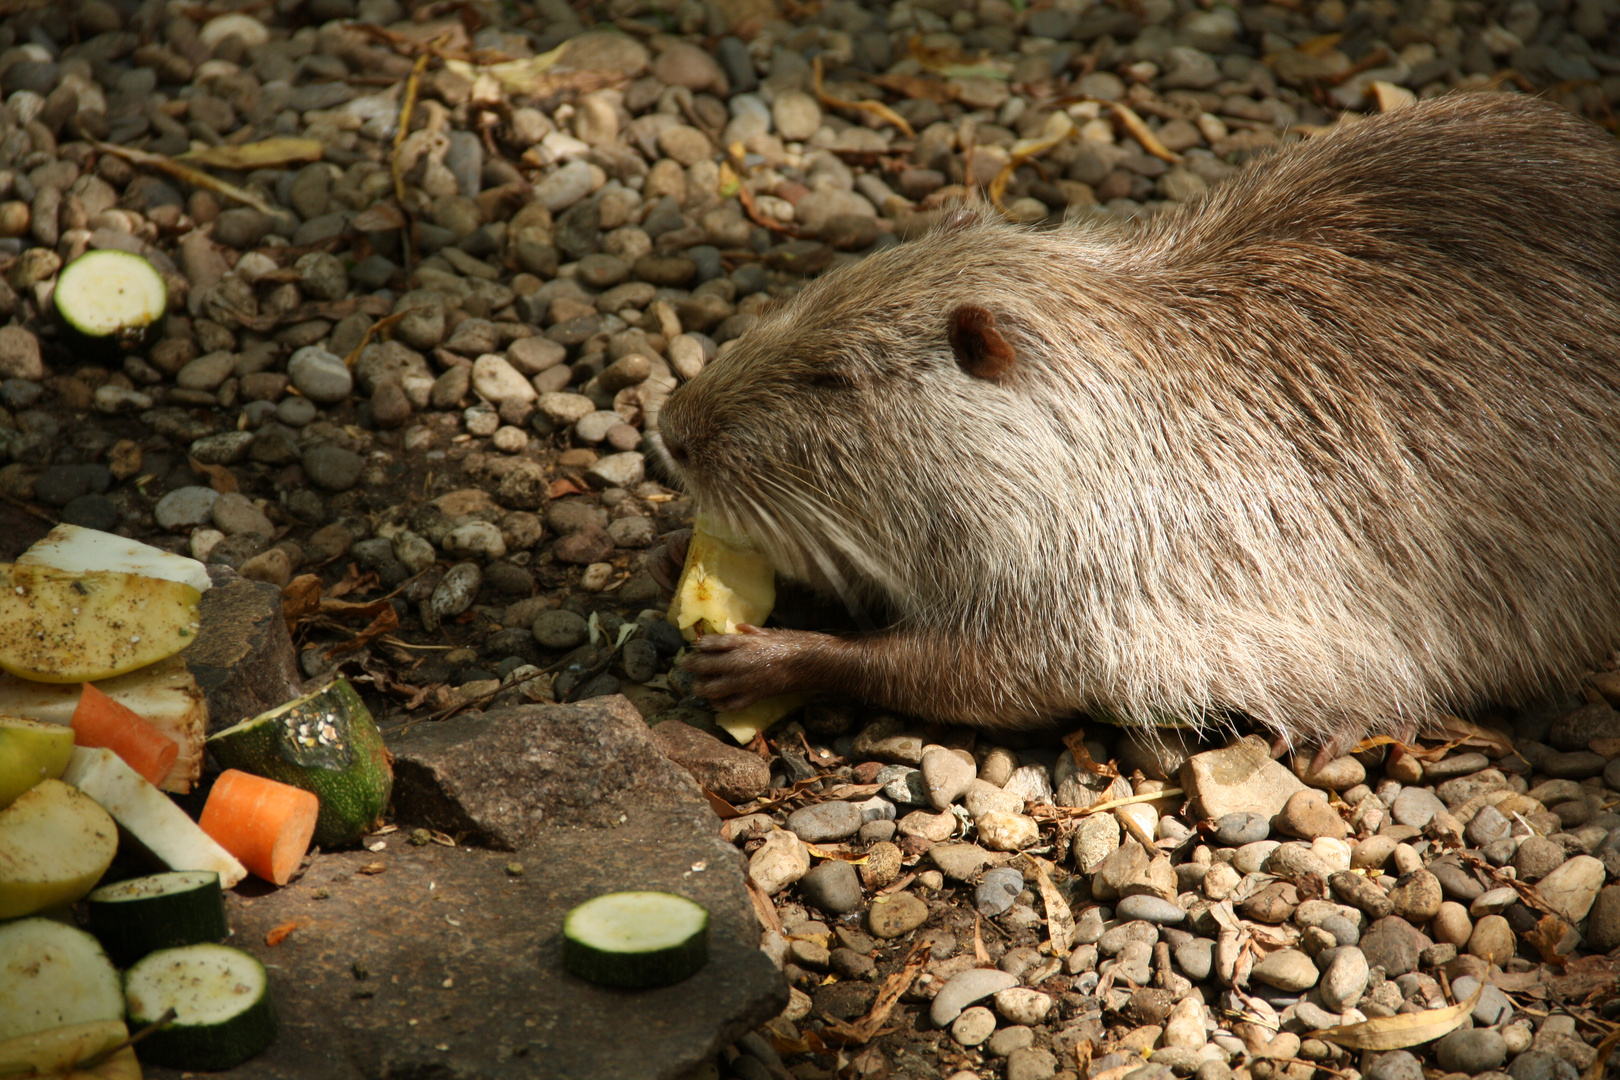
left=661, top=430, right=688, bottom=464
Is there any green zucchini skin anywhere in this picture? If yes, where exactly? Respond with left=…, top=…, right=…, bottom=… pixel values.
left=206, top=679, right=393, bottom=848
left=124, top=944, right=277, bottom=1071
left=52, top=249, right=168, bottom=363
left=85, top=871, right=228, bottom=967
left=562, top=891, right=710, bottom=989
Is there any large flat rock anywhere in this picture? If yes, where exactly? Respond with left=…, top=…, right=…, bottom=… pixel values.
left=153, top=697, right=786, bottom=1080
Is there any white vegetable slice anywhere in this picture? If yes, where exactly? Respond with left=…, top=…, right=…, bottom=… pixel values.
left=562, top=890, right=710, bottom=988
left=53, top=250, right=167, bottom=343
left=0, top=918, right=125, bottom=1041
left=0, top=779, right=119, bottom=920
left=124, top=944, right=277, bottom=1070
left=61, top=747, right=246, bottom=888
left=17, top=525, right=212, bottom=594
left=0, top=655, right=208, bottom=794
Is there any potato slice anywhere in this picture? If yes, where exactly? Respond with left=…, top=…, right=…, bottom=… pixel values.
left=667, top=518, right=776, bottom=642
left=666, top=518, right=804, bottom=743
left=0, top=565, right=201, bottom=684
left=0, top=716, right=76, bottom=808
left=0, top=780, right=119, bottom=920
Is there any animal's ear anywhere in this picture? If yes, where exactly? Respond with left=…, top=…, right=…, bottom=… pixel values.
left=947, top=304, right=1017, bottom=381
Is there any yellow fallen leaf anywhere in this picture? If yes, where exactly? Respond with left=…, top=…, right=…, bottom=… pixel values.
left=1311, top=984, right=1482, bottom=1050
left=177, top=138, right=324, bottom=169
left=443, top=43, right=565, bottom=97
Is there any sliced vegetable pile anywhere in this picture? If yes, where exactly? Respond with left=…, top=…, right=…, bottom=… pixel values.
left=0, top=525, right=398, bottom=1075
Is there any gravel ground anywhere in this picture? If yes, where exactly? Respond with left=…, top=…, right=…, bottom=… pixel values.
left=1, top=0, right=1619, bottom=1076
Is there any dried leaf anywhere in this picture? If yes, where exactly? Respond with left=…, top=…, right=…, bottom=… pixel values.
left=90, top=139, right=277, bottom=215
left=1527, top=915, right=1574, bottom=964
left=178, top=137, right=324, bottom=170
left=547, top=477, right=590, bottom=499
left=812, top=55, right=915, bottom=137
left=342, top=309, right=408, bottom=369
left=973, top=914, right=990, bottom=964
left=990, top=113, right=1075, bottom=208
left=325, top=603, right=401, bottom=659
left=863, top=71, right=956, bottom=102
left=702, top=787, right=743, bottom=819
left=265, top=919, right=306, bottom=945
left=1296, top=33, right=1345, bottom=57
left=1108, top=101, right=1182, bottom=163
left=1581, top=1024, right=1620, bottom=1080
left=745, top=874, right=783, bottom=934
left=1030, top=856, right=1075, bottom=956
left=1062, top=729, right=1115, bottom=776
left=187, top=455, right=239, bottom=495
left=1427, top=714, right=1515, bottom=756
left=805, top=843, right=870, bottom=864
left=351, top=200, right=409, bottom=232
left=1369, top=80, right=1417, bottom=111
left=443, top=42, right=564, bottom=96
left=1312, top=984, right=1482, bottom=1049
left=282, top=573, right=324, bottom=627
left=823, top=943, right=928, bottom=1045
left=393, top=49, right=434, bottom=206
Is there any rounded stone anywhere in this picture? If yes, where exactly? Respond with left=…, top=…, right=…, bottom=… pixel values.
left=993, top=987, right=1053, bottom=1026
left=428, top=562, right=482, bottom=619
left=302, top=446, right=364, bottom=491
left=1467, top=914, right=1516, bottom=965
left=287, top=346, right=353, bottom=404
left=950, top=1005, right=996, bottom=1048
left=1214, top=811, right=1271, bottom=846
left=1115, top=895, right=1186, bottom=925
left=929, top=967, right=1019, bottom=1026
left=1436, top=1027, right=1507, bottom=1075
left=1251, top=947, right=1318, bottom=992
left=799, top=859, right=863, bottom=915
left=532, top=609, right=589, bottom=649
left=154, top=486, right=220, bottom=530
left=868, top=891, right=929, bottom=940
left=1387, top=869, right=1444, bottom=922
left=1367, top=1051, right=1425, bottom=1080
left=1318, top=945, right=1369, bottom=1010
left=786, top=799, right=863, bottom=843
left=975, top=866, right=1025, bottom=917
left=977, top=811, right=1039, bottom=851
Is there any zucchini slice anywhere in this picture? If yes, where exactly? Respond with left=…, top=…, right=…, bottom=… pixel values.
left=562, top=891, right=710, bottom=988
left=124, top=944, right=277, bottom=1070
left=53, top=250, right=168, bottom=354
left=207, top=679, right=393, bottom=848
left=85, top=871, right=228, bottom=967
left=0, top=919, right=125, bottom=1042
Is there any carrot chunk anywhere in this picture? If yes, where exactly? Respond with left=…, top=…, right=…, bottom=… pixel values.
left=198, top=770, right=319, bottom=886
left=71, top=682, right=179, bottom=786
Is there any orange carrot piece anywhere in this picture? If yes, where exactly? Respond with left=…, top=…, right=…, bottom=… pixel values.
left=198, top=770, right=319, bottom=886
left=71, top=682, right=180, bottom=786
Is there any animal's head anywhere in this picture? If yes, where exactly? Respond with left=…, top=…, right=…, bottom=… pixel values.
left=651, top=209, right=1117, bottom=618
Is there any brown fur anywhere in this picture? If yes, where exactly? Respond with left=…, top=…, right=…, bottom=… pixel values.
left=652, top=93, right=1620, bottom=760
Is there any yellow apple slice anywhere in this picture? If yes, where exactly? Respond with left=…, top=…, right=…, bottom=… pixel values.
left=0, top=716, right=76, bottom=808
left=0, top=780, right=119, bottom=920
left=17, top=524, right=211, bottom=594
left=667, top=518, right=776, bottom=642
left=0, top=1019, right=128, bottom=1078
left=666, top=518, right=804, bottom=743
left=0, top=565, right=201, bottom=684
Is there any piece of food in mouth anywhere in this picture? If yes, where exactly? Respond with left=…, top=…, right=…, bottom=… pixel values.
left=665, top=517, right=805, bottom=743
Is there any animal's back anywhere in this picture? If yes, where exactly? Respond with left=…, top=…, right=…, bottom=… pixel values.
left=660, top=93, right=1620, bottom=757
left=1077, top=93, right=1620, bottom=746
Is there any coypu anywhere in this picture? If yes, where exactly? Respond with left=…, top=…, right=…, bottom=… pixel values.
left=650, top=92, right=1620, bottom=769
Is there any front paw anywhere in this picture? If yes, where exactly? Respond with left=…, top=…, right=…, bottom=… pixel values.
left=646, top=528, right=692, bottom=598
left=683, top=625, right=819, bottom=712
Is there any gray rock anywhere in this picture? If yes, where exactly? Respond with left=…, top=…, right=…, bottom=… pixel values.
left=1508, top=1050, right=1579, bottom=1080
left=930, top=967, right=1019, bottom=1027
left=1359, top=915, right=1426, bottom=976
left=1391, top=787, right=1447, bottom=828
left=976, top=866, right=1025, bottom=916
left=1214, top=811, right=1271, bottom=846
left=533, top=610, right=588, bottom=649
left=288, top=346, right=353, bottom=404
left=1115, top=895, right=1186, bottom=925
left=1367, top=1052, right=1425, bottom=1080
left=799, top=860, right=863, bottom=915
left=1437, top=1028, right=1508, bottom=1074
left=154, top=485, right=220, bottom=529
left=786, top=800, right=863, bottom=843
left=302, top=446, right=364, bottom=491
left=652, top=720, right=771, bottom=803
